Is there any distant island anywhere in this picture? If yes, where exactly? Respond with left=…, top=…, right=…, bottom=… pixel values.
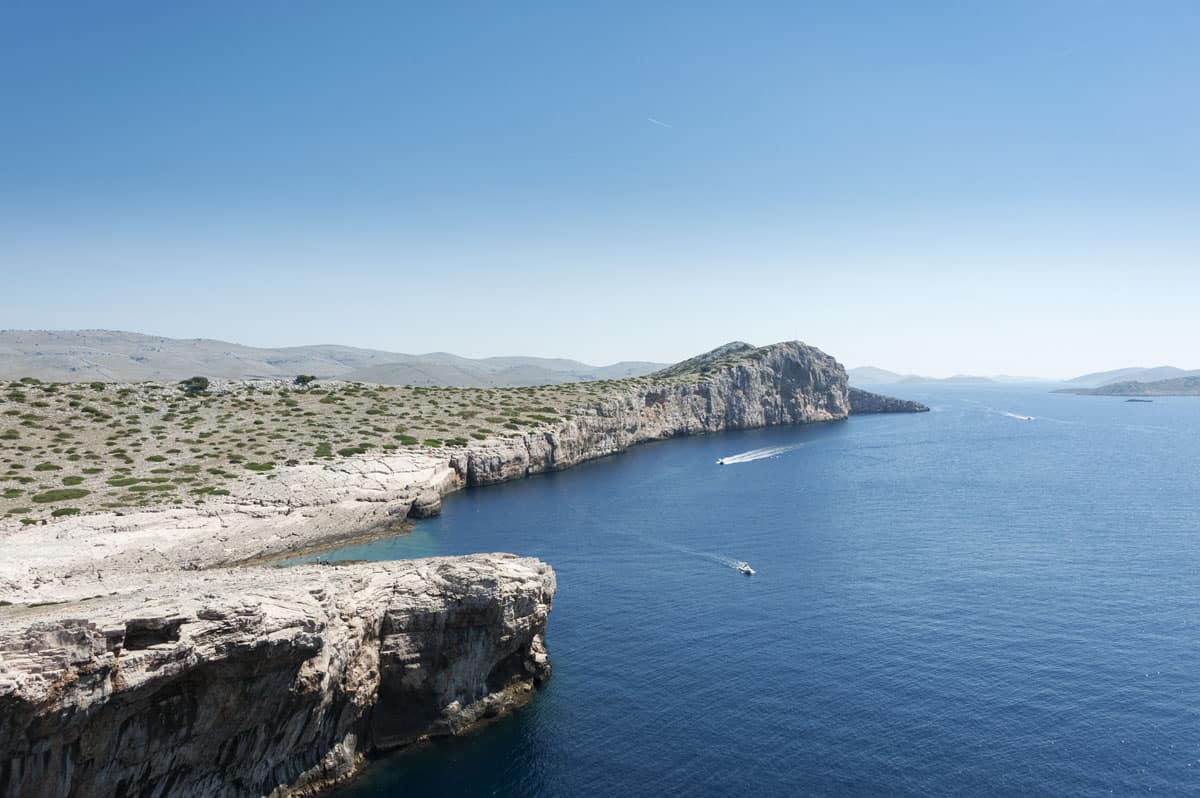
left=853, top=363, right=1200, bottom=388
left=848, top=366, right=1045, bottom=385
left=1065, top=365, right=1200, bottom=388
left=1057, top=376, right=1200, bottom=397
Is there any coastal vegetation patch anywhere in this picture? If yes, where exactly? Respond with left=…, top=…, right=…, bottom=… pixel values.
left=0, top=348, right=756, bottom=520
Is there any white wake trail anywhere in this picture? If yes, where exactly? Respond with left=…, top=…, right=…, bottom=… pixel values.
left=629, top=536, right=745, bottom=572
left=716, top=443, right=802, bottom=465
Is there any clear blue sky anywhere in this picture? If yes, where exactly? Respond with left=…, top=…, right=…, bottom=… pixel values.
left=2, top=1, right=1197, bottom=377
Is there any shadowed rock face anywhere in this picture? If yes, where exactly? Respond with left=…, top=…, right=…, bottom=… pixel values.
left=0, top=556, right=554, bottom=798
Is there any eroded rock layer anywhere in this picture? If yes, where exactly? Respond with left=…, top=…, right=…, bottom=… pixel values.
left=0, top=555, right=554, bottom=798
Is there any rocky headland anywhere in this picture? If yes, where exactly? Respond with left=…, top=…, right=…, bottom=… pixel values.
left=0, top=556, right=553, bottom=798
left=0, top=340, right=926, bottom=797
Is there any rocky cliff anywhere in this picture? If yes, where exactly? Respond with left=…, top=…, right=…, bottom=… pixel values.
left=454, top=341, right=927, bottom=486
left=0, top=555, right=554, bottom=798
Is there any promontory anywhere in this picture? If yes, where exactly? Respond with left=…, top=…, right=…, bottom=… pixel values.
left=0, top=340, right=926, bottom=797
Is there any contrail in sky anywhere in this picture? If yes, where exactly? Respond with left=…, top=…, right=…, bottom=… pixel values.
left=647, top=117, right=673, bottom=128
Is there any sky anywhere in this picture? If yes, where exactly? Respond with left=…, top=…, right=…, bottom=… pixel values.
left=2, top=1, right=1197, bottom=378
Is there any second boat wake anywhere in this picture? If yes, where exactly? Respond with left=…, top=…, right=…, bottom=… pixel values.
left=716, top=443, right=802, bottom=465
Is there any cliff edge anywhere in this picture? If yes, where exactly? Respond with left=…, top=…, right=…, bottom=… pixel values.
left=0, top=555, right=554, bottom=798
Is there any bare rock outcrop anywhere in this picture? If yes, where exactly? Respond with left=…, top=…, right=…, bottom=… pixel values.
left=848, top=386, right=931, bottom=415
left=0, top=555, right=554, bottom=798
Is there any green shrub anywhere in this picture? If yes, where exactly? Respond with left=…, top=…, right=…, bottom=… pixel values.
left=62, top=476, right=84, bottom=486
left=423, top=438, right=443, bottom=447
left=395, top=434, right=419, bottom=445
left=127, top=483, right=176, bottom=492
left=51, top=507, right=81, bottom=517
left=315, top=442, right=333, bottom=458
left=34, top=462, right=62, bottom=471
left=179, top=376, right=210, bottom=395
left=32, top=488, right=90, bottom=503
left=245, top=461, right=275, bottom=471
left=106, top=477, right=141, bottom=487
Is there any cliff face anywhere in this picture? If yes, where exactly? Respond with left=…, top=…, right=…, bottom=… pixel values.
left=455, top=341, right=925, bottom=486
left=0, top=556, right=554, bottom=798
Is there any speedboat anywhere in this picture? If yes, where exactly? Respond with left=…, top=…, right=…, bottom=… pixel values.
left=735, top=561, right=755, bottom=576
left=716, top=458, right=727, bottom=465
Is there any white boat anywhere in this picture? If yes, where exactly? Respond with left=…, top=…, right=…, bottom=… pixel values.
left=716, top=458, right=727, bottom=465
left=735, top=561, right=755, bottom=576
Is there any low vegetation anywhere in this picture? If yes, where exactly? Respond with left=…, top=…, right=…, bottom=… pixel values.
left=0, top=369, right=674, bottom=521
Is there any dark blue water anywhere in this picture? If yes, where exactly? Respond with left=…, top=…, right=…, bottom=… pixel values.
left=309, top=387, right=1200, bottom=796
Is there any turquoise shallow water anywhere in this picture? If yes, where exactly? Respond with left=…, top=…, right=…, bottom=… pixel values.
left=300, top=386, right=1200, bottom=796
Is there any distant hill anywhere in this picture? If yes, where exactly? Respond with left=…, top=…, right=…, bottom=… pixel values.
left=0, top=330, right=666, bottom=387
left=846, top=366, right=906, bottom=384
left=1067, top=366, right=1200, bottom=387
left=849, top=366, right=1057, bottom=386
left=848, top=366, right=998, bottom=385
left=1058, top=376, right=1200, bottom=397
left=896, top=373, right=994, bottom=385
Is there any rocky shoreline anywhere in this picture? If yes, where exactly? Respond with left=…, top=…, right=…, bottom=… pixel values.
left=0, top=556, right=554, bottom=798
left=0, top=340, right=926, bottom=797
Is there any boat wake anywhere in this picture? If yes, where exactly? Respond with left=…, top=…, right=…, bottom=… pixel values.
left=624, top=535, right=753, bottom=575
left=716, top=443, right=802, bottom=465
left=998, top=411, right=1035, bottom=422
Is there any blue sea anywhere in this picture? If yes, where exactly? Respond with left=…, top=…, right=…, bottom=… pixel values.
left=308, top=386, right=1200, bottom=796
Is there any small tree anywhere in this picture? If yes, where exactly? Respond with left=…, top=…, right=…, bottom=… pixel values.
left=179, top=376, right=210, bottom=396
left=294, top=374, right=317, bottom=387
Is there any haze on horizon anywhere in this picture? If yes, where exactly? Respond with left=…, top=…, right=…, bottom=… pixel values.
left=2, top=3, right=1197, bottom=380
